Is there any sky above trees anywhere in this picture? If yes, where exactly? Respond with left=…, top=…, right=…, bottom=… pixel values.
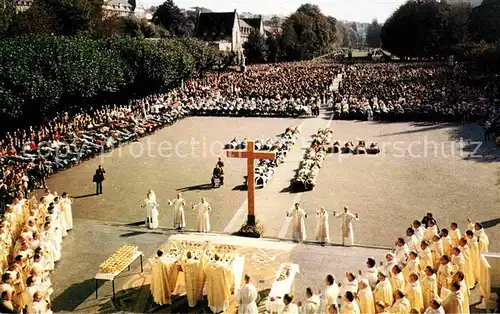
left=138, top=0, right=408, bottom=23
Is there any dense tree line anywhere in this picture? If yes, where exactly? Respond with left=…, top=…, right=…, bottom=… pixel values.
left=244, top=4, right=339, bottom=63
left=0, top=0, right=221, bottom=125
left=381, top=0, right=500, bottom=59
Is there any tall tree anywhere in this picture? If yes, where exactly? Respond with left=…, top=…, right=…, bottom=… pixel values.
left=469, top=0, right=500, bottom=44
left=366, top=19, right=382, bottom=48
left=243, top=31, right=268, bottom=63
left=0, top=0, right=15, bottom=38
left=152, top=0, right=193, bottom=37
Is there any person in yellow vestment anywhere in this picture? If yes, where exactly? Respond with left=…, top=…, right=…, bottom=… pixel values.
left=465, top=230, right=480, bottom=283
left=150, top=250, right=179, bottom=306
left=375, top=301, right=388, bottom=314
left=388, top=290, right=411, bottom=314
left=449, top=223, right=461, bottom=248
left=204, top=255, right=233, bottom=313
left=429, top=235, right=444, bottom=270
left=356, top=279, right=375, bottom=314
left=405, top=272, right=424, bottom=312
left=435, top=282, right=463, bottom=314
left=439, top=229, right=452, bottom=258
left=458, top=238, right=475, bottom=289
left=418, top=242, right=433, bottom=274
left=390, top=265, right=405, bottom=296
left=181, top=252, right=205, bottom=308
left=453, top=271, right=470, bottom=314
left=373, top=272, right=393, bottom=307
left=421, top=267, right=438, bottom=310
left=436, top=256, right=453, bottom=294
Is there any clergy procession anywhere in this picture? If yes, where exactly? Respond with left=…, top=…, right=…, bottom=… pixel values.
left=280, top=213, right=491, bottom=314
left=0, top=189, right=73, bottom=313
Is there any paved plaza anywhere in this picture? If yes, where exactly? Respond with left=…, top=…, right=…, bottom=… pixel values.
left=44, top=111, right=500, bottom=312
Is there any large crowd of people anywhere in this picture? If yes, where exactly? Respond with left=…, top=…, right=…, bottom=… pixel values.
left=336, top=63, right=500, bottom=125
left=283, top=213, right=490, bottom=314
left=0, top=189, right=73, bottom=313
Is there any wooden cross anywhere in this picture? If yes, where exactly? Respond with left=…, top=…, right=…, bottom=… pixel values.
left=226, top=140, right=276, bottom=226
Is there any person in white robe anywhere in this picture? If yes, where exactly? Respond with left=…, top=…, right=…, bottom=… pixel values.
left=43, top=190, right=55, bottom=206
left=168, top=193, right=186, bottom=230
left=473, top=222, right=489, bottom=253
left=315, top=207, right=329, bottom=245
left=412, top=221, right=425, bottom=242
left=323, top=274, right=339, bottom=312
left=52, top=198, right=67, bottom=238
left=32, top=292, right=53, bottom=314
left=142, top=190, right=159, bottom=229
left=358, top=258, right=378, bottom=289
left=194, top=197, right=211, bottom=233
left=299, top=287, right=320, bottom=314
left=394, top=238, right=409, bottom=263
left=333, top=207, right=358, bottom=246
left=287, top=203, right=307, bottom=242
left=237, top=274, right=258, bottom=314
left=341, top=272, right=358, bottom=296
left=60, top=192, right=73, bottom=231
left=41, top=222, right=60, bottom=263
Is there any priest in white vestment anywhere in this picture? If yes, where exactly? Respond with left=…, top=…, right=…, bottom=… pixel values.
left=323, top=274, right=339, bottom=312
left=359, top=258, right=378, bottom=289
left=60, top=193, right=73, bottom=231
left=287, top=203, right=307, bottom=242
left=341, top=291, right=360, bottom=314
left=205, top=255, right=233, bottom=313
left=388, top=290, right=411, bottom=314
left=282, top=294, right=299, bottom=314
left=168, top=193, right=186, bottom=230
left=473, top=223, right=489, bottom=253
left=299, top=287, right=320, bottom=314
left=449, top=223, right=461, bottom=247
left=421, top=267, right=438, bottom=310
left=333, top=207, right=358, bottom=246
left=142, top=190, right=159, bottom=229
left=237, top=274, right=258, bottom=314
left=315, top=207, right=329, bottom=245
left=194, top=197, right=211, bottom=233
left=373, top=272, right=393, bottom=307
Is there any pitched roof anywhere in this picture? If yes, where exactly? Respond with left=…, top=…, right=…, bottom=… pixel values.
left=195, top=11, right=238, bottom=41
left=239, top=19, right=252, bottom=29
left=241, top=17, right=262, bottom=30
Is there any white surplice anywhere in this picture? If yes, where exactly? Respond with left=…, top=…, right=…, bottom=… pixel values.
left=237, top=283, right=258, bottom=314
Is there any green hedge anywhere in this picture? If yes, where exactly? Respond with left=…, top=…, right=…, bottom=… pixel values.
left=0, top=36, right=219, bottom=127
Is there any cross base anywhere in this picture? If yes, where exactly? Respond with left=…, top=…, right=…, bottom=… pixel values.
left=247, top=214, right=256, bottom=226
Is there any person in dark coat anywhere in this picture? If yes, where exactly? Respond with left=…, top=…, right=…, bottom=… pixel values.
left=93, top=165, right=106, bottom=195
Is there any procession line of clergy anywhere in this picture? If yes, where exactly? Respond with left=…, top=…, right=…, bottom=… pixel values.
left=288, top=204, right=359, bottom=246
left=283, top=215, right=490, bottom=314
left=0, top=189, right=74, bottom=313
left=151, top=249, right=241, bottom=313
left=142, top=191, right=212, bottom=233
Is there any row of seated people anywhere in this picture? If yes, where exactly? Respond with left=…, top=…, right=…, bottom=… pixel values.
left=294, top=128, right=332, bottom=190
left=0, top=189, right=74, bottom=313
left=283, top=213, right=490, bottom=314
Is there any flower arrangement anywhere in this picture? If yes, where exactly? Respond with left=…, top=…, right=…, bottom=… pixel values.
left=234, top=220, right=264, bottom=238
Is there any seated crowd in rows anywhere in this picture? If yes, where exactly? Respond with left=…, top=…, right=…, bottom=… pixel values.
left=336, top=63, right=500, bottom=125
left=284, top=214, right=490, bottom=314
left=0, top=189, right=73, bottom=313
